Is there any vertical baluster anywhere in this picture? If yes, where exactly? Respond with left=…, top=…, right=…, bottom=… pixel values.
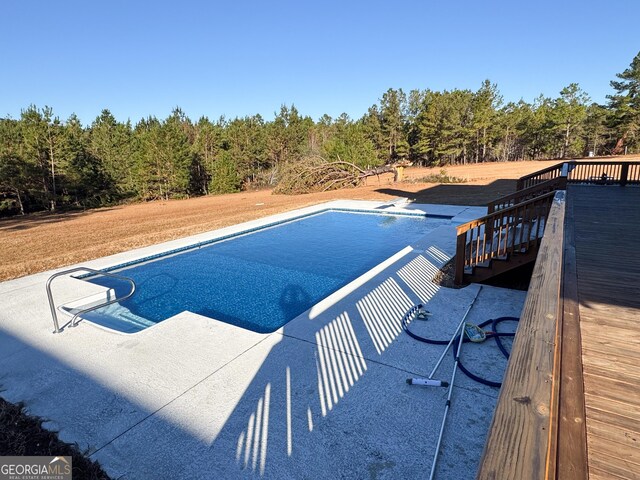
left=534, top=199, right=543, bottom=244
left=533, top=201, right=539, bottom=248
left=524, top=201, right=531, bottom=252
left=506, top=208, right=514, bottom=256
left=516, top=205, right=522, bottom=255
left=470, top=228, right=475, bottom=265
left=498, top=214, right=504, bottom=257
left=481, top=223, right=486, bottom=263
left=512, top=206, right=518, bottom=255
left=519, top=200, right=538, bottom=251
left=517, top=204, right=523, bottom=253
left=502, top=211, right=508, bottom=256
left=455, top=231, right=467, bottom=285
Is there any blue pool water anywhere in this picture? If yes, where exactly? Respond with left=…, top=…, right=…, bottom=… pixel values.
left=82, top=210, right=448, bottom=333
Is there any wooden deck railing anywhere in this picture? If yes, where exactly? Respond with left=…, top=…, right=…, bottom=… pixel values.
left=477, top=191, right=568, bottom=479
left=455, top=191, right=557, bottom=284
left=476, top=190, right=587, bottom=480
left=517, top=163, right=565, bottom=190
left=566, top=160, right=640, bottom=185
left=488, top=177, right=567, bottom=214
left=517, top=160, right=640, bottom=190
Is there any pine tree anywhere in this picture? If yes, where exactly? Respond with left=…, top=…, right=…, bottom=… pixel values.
left=321, top=121, right=378, bottom=168
left=193, top=116, right=224, bottom=194
left=160, top=108, right=193, bottom=198
left=223, top=115, right=267, bottom=186
left=472, top=80, right=502, bottom=162
left=88, top=109, right=134, bottom=195
left=19, top=106, right=62, bottom=210
left=60, top=114, right=115, bottom=207
left=379, top=88, right=407, bottom=161
left=607, top=51, right=640, bottom=154
left=553, top=84, right=590, bottom=158
left=361, top=105, right=386, bottom=163
left=582, top=104, right=610, bottom=156
left=0, top=119, right=33, bottom=215
left=209, top=151, right=241, bottom=194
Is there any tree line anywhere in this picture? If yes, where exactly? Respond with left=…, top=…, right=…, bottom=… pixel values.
left=1, top=51, right=638, bottom=216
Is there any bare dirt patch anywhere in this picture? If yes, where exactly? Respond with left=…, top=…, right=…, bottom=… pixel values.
left=0, top=160, right=560, bottom=281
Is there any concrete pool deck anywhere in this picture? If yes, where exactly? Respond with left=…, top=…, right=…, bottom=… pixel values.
left=0, top=200, right=526, bottom=479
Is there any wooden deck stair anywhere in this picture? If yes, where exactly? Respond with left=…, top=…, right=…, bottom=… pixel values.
left=455, top=189, right=557, bottom=285
left=455, top=160, right=640, bottom=285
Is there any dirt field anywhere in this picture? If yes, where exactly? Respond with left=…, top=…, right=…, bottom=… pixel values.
left=0, top=159, right=583, bottom=281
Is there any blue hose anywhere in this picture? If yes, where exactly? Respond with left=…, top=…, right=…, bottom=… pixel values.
left=401, top=304, right=518, bottom=388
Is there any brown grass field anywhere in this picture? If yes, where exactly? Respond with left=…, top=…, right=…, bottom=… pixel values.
left=0, top=159, right=608, bottom=281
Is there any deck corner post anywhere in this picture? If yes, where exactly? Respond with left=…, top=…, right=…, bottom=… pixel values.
left=454, top=232, right=467, bottom=285
left=620, top=163, right=629, bottom=186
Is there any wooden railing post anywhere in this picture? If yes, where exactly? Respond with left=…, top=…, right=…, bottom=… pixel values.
left=455, top=231, right=467, bottom=285
left=621, top=163, right=629, bottom=186
left=559, top=175, right=567, bottom=190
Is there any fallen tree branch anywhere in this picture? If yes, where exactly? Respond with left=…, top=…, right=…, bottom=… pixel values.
left=274, top=155, right=411, bottom=194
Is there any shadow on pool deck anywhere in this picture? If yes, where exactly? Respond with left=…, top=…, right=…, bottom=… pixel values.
left=0, top=243, right=524, bottom=479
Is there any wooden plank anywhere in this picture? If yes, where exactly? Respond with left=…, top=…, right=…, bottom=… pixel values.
left=477, top=191, right=565, bottom=480
left=553, top=192, right=587, bottom=480
left=584, top=394, right=640, bottom=423
left=570, top=185, right=640, bottom=480
left=580, top=324, right=640, bottom=346
left=581, top=344, right=640, bottom=364
left=589, top=466, right=633, bottom=480
left=582, top=344, right=640, bottom=367
left=583, top=361, right=640, bottom=384
left=581, top=316, right=640, bottom=335
left=580, top=303, right=640, bottom=321
left=586, top=413, right=640, bottom=447
left=583, top=372, right=640, bottom=406
left=589, top=436, right=640, bottom=478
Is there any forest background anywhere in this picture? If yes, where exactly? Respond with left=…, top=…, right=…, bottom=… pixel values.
left=1, top=51, right=638, bottom=217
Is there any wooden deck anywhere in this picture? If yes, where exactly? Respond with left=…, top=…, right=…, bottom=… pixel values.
left=477, top=184, right=640, bottom=479
left=570, top=185, right=640, bottom=479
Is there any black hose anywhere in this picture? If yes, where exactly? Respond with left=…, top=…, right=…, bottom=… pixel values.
left=401, top=304, right=518, bottom=388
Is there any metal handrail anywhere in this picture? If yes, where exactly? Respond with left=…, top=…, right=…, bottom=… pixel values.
left=46, top=267, right=136, bottom=333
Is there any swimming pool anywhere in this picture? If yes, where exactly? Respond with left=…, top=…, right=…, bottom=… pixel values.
left=78, top=210, right=449, bottom=333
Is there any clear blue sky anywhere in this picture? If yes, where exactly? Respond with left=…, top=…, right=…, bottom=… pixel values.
left=1, top=0, right=638, bottom=125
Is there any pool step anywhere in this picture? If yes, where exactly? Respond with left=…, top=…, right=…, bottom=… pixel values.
left=64, top=303, right=156, bottom=333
